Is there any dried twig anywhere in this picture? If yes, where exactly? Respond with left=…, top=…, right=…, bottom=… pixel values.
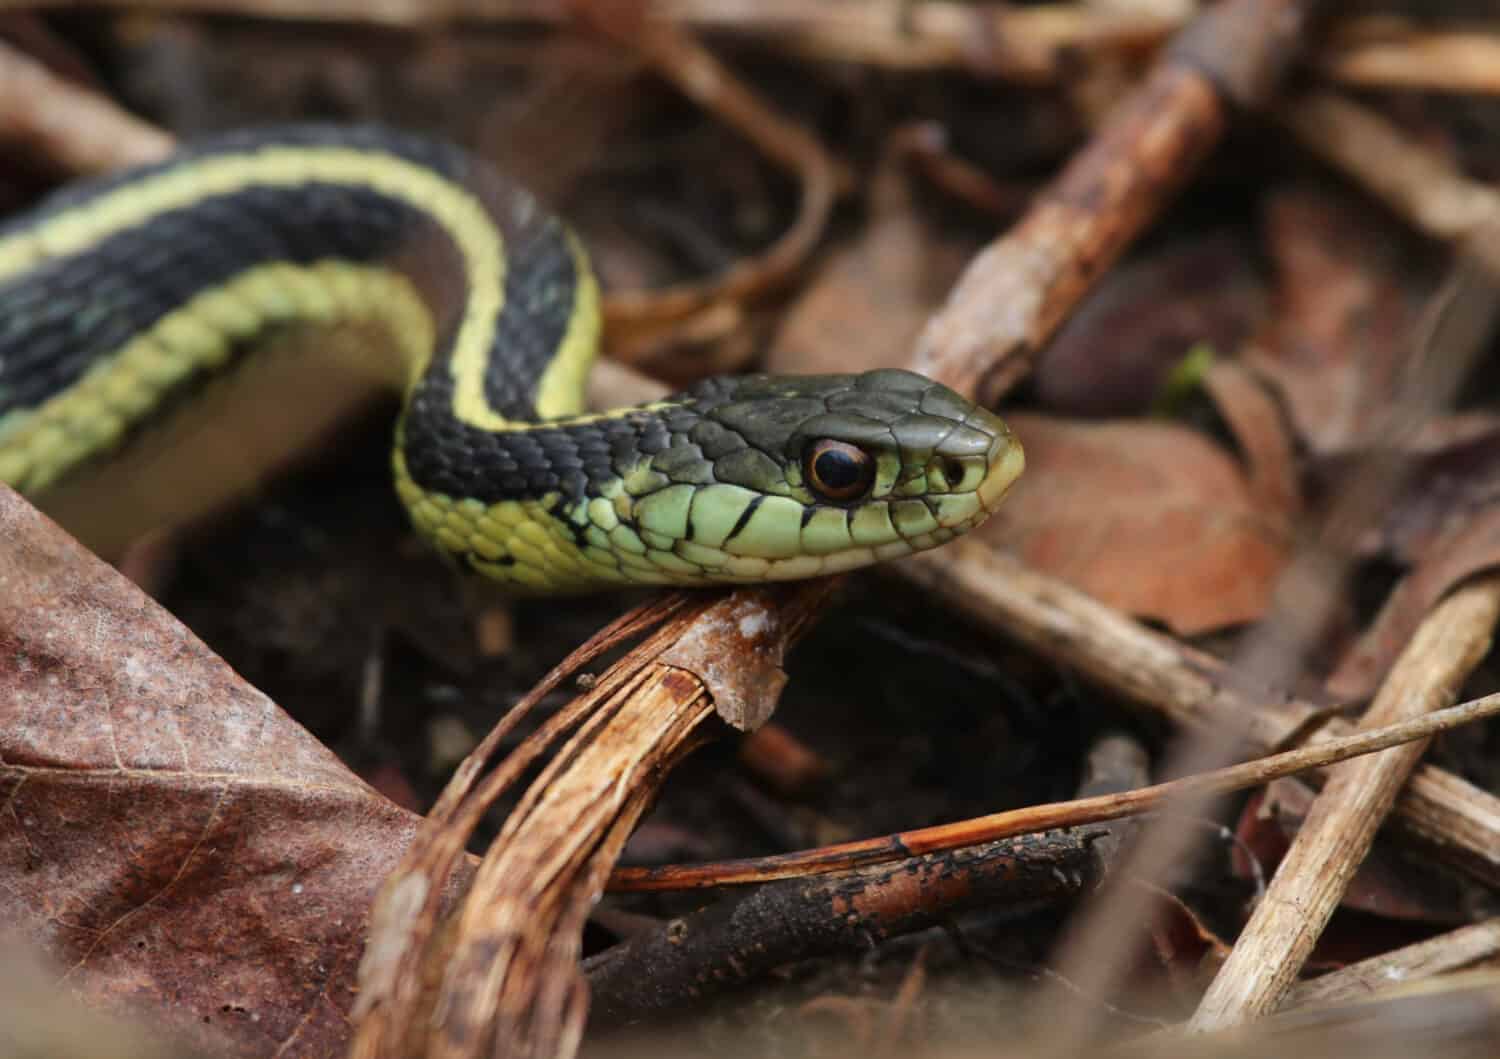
left=1189, top=576, right=1500, bottom=1030
left=889, top=121, right=1034, bottom=220
left=606, top=689, right=1500, bottom=891
left=578, top=7, right=847, bottom=358
left=899, top=543, right=1500, bottom=886
left=1320, top=23, right=1500, bottom=96
left=1282, top=93, right=1500, bottom=274
left=585, top=829, right=1100, bottom=1027
left=1284, top=919, right=1500, bottom=1010
left=16, top=0, right=1500, bottom=100
left=588, top=728, right=1145, bottom=1027
left=0, top=36, right=173, bottom=171
left=912, top=0, right=1320, bottom=406
left=12, top=0, right=1182, bottom=78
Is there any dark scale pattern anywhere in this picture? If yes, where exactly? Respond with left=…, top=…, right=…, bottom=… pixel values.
left=400, top=357, right=699, bottom=506
left=478, top=209, right=579, bottom=421
left=0, top=124, right=471, bottom=241
left=0, top=181, right=423, bottom=416
left=0, top=123, right=656, bottom=509
left=0, top=122, right=475, bottom=415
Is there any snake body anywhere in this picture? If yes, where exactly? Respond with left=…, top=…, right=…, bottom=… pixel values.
left=0, top=126, right=1022, bottom=591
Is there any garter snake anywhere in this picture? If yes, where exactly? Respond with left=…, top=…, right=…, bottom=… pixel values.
left=0, top=125, right=1023, bottom=591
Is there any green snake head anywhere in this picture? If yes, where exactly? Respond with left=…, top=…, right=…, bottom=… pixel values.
left=659, top=368, right=1021, bottom=577
left=402, top=368, right=1023, bottom=591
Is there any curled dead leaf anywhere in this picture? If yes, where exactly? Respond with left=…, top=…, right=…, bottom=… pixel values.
left=977, top=413, right=1292, bottom=635
left=0, top=485, right=439, bottom=1058
left=1246, top=187, right=1430, bottom=454
left=1035, top=232, right=1265, bottom=417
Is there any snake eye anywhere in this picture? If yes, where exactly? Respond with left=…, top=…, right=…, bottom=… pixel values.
left=804, top=439, right=875, bottom=503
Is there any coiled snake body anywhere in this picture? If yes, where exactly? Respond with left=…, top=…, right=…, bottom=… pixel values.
left=0, top=126, right=1022, bottom=591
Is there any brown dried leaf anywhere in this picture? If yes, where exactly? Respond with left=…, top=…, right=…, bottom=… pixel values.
left=766, top=133, right=969, bottom=379
left=0, top=486, right=436, bottom=1057
left=1034, top=232, right=1265, bottom=417
left=1140, top=882, right=1231, bottom=1002
left=1246, top=187, right=1430, bottom=453
left=1233, top=781, right=1480, bottom=927
left=1329, top=510, right=1500, bottom=701
left=766, top=204, right=938, bottom=377
left=1202, top=359, right=1302, bottom=518
left=1332, top=415, right=1500, bottom=563
left=978, top=413, right=1292, bottom=635
left=1320, top=419, right=1500, bottom=699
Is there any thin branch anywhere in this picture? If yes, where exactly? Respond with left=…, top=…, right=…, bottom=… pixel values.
left=912, top=0, right=1320, bottom=406
left=1190, top=575, right=1500, bottom=1029
left=1320, top=25, right=1500, bottom=96
left=898, top=543, right=1500, bottom=887
left=585, top=829, right=1099, bottom=1026
left=0, top=36, right=173, bottom=172
left=1285, top=919, right=1500, bottom=1010
left=606, top=689, right=1500, bottom=892
left=1282, top=92, right=1500, bottom=272
left=580, top=8, right=847, bottom=355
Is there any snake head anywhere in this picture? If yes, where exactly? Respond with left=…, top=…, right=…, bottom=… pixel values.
left=613, top=368, right=1024, bottom=584
left=401, top=367, right=1021, bottom=590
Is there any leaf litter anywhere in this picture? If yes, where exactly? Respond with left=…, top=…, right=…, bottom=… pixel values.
left=5, top=4, right=1500, bottom=1058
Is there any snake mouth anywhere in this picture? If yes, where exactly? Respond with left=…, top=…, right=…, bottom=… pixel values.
left=976, top=423, right=1025, bottom=514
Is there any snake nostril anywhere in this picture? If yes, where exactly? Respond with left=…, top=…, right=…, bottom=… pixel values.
left=941, top=458, right=965, bottom=488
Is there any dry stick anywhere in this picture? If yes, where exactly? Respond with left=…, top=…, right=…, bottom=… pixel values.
left=580, top=10, right=847, bottom=347
left=1189, top=576, right=1500, bottom=1030
left=898, top=543, right=1500, bottom=885
left=1282, top=93, right=1500, bottom=268
left=743, top=2, right=1178, bottom=78
left=911, top=0, right=1318, bottom=406
left=1320, top=28, right=1500, bottom=96
left=585, top=829, right=1101, bottom=1027
left=8, top=0, right=1182, bottom=75
left=26, top=0, right=1498, bottom=97
left=588, top=730, right=1143, bottom=1024
left=0, top=36, right=173, bottom=171
left=1284, top=918, right=1500, bottom=1010
left=606, top=690, right=1500, bottom=892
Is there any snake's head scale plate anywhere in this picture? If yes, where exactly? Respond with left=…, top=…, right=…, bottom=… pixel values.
left=610, top=367, right=1024, bottom=583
